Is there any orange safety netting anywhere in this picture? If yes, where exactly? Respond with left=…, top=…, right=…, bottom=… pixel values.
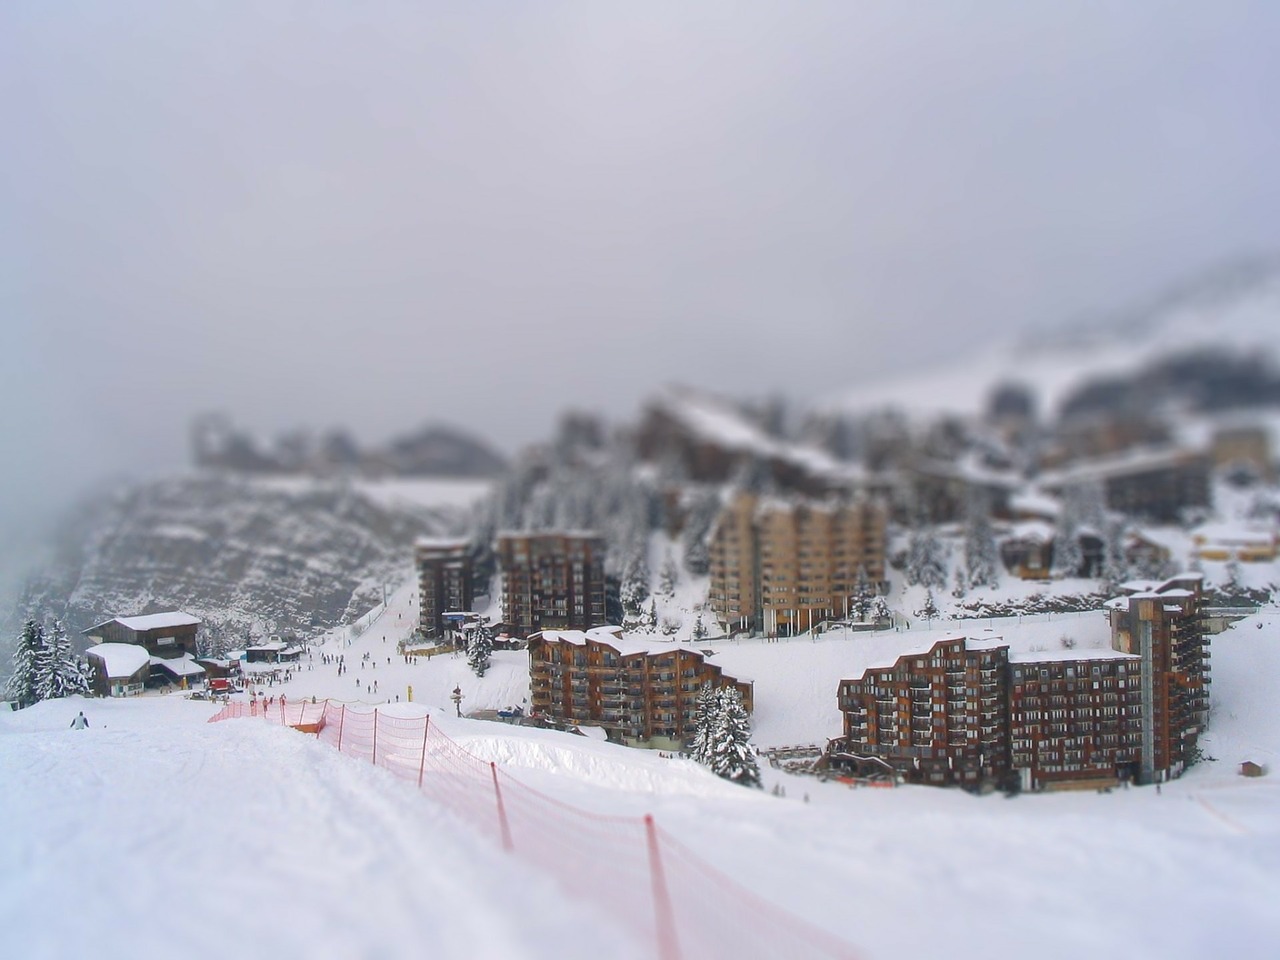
left=209, top=699, right=859, bottom=960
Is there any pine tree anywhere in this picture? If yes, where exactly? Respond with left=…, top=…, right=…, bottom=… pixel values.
left=692, top=613, right=708, bottom=641
left=4, top=620, right=46, bottom=708
left=466, top=626, right=493, bottom=678
left=644, top=599, right=658, bottom=634
left=869, top=595, right=892, bottom=625
left=1100, top=519, right=1130, bottom=593
left=690, top=681, right=717, bottom=764
left=36, top=620, right=91, bottom=702
left=1053, top=491, right=1084, bottom=579
left=952, top=566, right=968, bottom=599
left=657, top=551, right=679, bottom=599
left=917, top=589, right=939, bottom=624
left=906, top=525, right=948, bottom=591
left=620, top=545, right=650, bottom=618
left=963, top=493, right=1000, bottom=589
left=850, top=566, right=873, bottom=621
left=706, top=686, right=761, bottom=788
left=681, top=491, right=720, bottom=576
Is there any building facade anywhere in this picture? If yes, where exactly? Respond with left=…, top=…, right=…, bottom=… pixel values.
left=708, top=494, right=888, bottom=636
left=836, top=638, right=1010, bottom=787
left=833, top=575, right=1208, bottom=790
left=416, top=539, right=473, bottom=640
left=527, top=626, right=753, bottom=750
left=497, top=532, right=607, bottom=637
left=1106, top=575, right=1210, bottom=783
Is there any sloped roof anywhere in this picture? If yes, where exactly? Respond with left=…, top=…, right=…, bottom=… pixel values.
left=85, top=611, right=201, bottom=634
left=85, top=643, right=151, bottom=678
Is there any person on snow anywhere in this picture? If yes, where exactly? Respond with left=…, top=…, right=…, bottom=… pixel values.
left=70, top=711, right=89, bottom=730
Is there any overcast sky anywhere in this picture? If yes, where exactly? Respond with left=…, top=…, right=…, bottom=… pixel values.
left=4, top=2, right=1280, bottom=529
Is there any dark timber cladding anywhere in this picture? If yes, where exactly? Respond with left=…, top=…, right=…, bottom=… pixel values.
left=416, top=539, right=473, bottom=639
left=837, top=638, right=1010, bottom=787
left=497, top=532, right=606, bottom=637
left=834, top=574, right=1208, bottom=791
left=1106, top=574, right=1210, bottom=782
left=81, top=612, right=201, bottom=659
left=528, top=626, right=753, bottom=751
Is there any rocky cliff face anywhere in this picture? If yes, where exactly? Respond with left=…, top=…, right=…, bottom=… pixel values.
left=10, top=474, right=483, bottom=647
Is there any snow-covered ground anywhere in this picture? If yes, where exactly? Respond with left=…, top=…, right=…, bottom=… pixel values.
left=4, top=614, right=1280, bottom=959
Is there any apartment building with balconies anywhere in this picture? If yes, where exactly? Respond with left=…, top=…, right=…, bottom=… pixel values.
left=708, top=493, right=887, bottom=636
left=416, top=539, right=473, bottom=640
left=498, top=532, right=607, bottom=638
left=527, top=626, right=753, bottom=751
left=832, top=574, right=1207, bottom=791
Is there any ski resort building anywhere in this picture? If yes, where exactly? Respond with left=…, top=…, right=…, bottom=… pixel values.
left=527, top=626, right=753, bottom=751
left=708, top=493, right=888, bottom=636
left=415, top=539, right=474, bottom=639
left=82, top=612, right=206, bottom=689
left=497, top=532, right=607, bottom=638
left=84, top=643, right=152, bottom=698
left=833, top=575, right=1208, bottom=790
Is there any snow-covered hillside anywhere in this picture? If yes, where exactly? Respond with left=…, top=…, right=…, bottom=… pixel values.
left=9, top=474, right=491, bottom=646
left=4, top=612, right=1279, bottom=960
left=826, top=262, right=1280, bottom=421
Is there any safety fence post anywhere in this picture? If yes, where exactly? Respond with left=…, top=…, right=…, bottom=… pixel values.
left=372, top=709, right=379, bottom=766
left=417, top=716, right=430, bottom=789
left=336, top=704, right=346, bottom=753
left=645, top=815, right=682, bottom=960
left=490, top=762, right=514, bottom=852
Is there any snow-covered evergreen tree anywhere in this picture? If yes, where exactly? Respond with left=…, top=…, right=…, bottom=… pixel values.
left=680, top=491, right=720, bottom=576
left=869, top=595, right=892, bottom=624
left=690, top=682, right=717, bottom=764
left=917, top=589, right=939, bottom=624
left=1224, top=558, right=1244, bottom=593
left=1053, top=491, right=1084, bottom=578
left=692, top=612, right=708, bottom=640
left=36, top=620, right=91, bottom=702
left=951, top=566, right=968, bottom=599
left=620, top=544, right=650, bottom=618
left=5, top=620, right=46, bottom=709
left=963, top=493, right=1000, bottom=589
left=643, top=599, right=658, bottom=634
left=466, top=626, right=493, bottom=678
left=1100, top=519, right=1130, bottom=593
left=906, top=524, right=948, bottom=590
left=706, top=686, right=760, bottom=788
left=849, top=566, right=873, bottom=621
left=657, top=550, right=679, bottom=598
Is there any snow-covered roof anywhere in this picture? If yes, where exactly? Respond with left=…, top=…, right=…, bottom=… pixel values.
left=535, top=626, right=722, bottom=661
left=85, top=643, right=151, bottom=678
left=247, top=642, right=285, bottom=652
left=1009, top=489, right=1061, bottom=519
left=1001, top=520, right=1055, bottom=543
left=414, top=537, right=470, bottom=550
left=650, top=387, right=871, bottom=484
left=1193, top=523, right=1276, bottom=546
left=86, top=611, right=202, bottom=634
left=150, top=654, right=207, bottom=678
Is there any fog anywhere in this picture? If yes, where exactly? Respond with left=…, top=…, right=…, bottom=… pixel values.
left=4, top=2, right=1280, bottom=534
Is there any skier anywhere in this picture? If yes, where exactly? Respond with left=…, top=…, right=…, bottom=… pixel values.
left=70, top=711, right=89, bottom=730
